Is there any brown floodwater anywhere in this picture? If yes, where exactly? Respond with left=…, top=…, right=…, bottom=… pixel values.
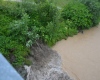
left=52, top=24, right=100, bottom=80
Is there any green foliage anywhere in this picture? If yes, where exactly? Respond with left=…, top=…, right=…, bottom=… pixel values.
left=66, top=28, right=78, bottom=37
left=39, top=22, right=55, bottom=46
left=0, top=12, right=39, bottom=66
left=37, top=9, right=68, bottom=46
left=0, top=13, right=31, bottom=66
left=0, top=1, right=24, bottom=19
left=39, top=20, right=77, bottom=46
left=34, top=0, right=46, bottom=3
left=61, top=1, right=93, bottom=30
left=79, top=0, right=100, bottom=26
left=27, top=1, right=65, bottom=46
left=0, top=14, right=13, bottom=36
left=36, top=2, right=58, bottom=26
left=39, top=22, right=67, bottom=46
left=0, top=0, right=99, bottom=67
left=0, top=36, right=29, bottom=66
left=0, top=0, right=36, bottom=19
left=65, top=20, right=78, bottom=36
left=53, top=0, right=70, bottom=7
left=9, top=13, right=29, bottom=44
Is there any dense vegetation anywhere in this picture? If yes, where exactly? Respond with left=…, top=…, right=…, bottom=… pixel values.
left=0, top=0, right=100, bottom=67
left=78, top=0, right=100, bottom=26
left=61, top=1, right=93, bottom=30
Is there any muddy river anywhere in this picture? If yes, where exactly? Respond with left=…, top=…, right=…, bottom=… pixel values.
left=52, top=24, right=100, bottom=80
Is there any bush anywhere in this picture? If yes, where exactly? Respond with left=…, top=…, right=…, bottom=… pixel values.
left=0, top=0, right=37, bottom=19
left=0, top=13, right=39, bottom=66
left=0, top=1, right=24, bottom=19
left=29, top=1, right=66, bottom=46
left=79, top=0, right=100, bottom=26
left=38, top=20, right=77, bottom=46
left=0, top=14, right=13, bottom=36
left=65, top=20, right=78, bottom=36
left=0, top=0, right=59, bottom=66
left=0, top=36, right=29, bottom=66
left=38, top=21, right=67, bottom=46
left=36, top=2, right=58, bottom=26
left=61, top=1, right=93, bottom=30
left=9, top=13, right=39, bottom=47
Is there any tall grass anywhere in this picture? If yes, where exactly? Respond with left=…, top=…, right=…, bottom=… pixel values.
left=53, top=0, right=68, bottom=7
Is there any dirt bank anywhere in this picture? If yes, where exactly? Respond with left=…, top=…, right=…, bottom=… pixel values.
left=52, top=24, right=100, bottom=80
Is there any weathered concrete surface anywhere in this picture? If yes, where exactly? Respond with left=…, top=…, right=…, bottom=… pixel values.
left=0, top=54, right=24, bottom=80
left=24, top=43, right=73, bottom=80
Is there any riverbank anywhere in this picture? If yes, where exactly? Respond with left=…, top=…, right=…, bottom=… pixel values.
left=52, top=24, right=100, bottom=80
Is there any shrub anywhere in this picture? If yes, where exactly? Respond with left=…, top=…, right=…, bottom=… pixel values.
left=0, top=1, right=23, bottom=19
left=36, top=2, right=58, bottom=26
left=0, top=14, right=13, bottom=36
left=61, top=1, right=93, bottom=30
left=0, top=36, right=29, bottom=66
left=0, top=13, right=39, bottom=66
left=0, top=0, right=36, bottom=19
left=65, top=20, right=78, bottom=36
left=0, top=0, right=59, bottom=66
left=79, top=0, right=100, bottom=26
left=9, top=13, right=30, bottom=45
left=9, top=13, right=39, bottom=47
left=38, top=17, right=78, bottom=46
left=37, top=8, right=68, bottom=46
left=38, top=21, right=68, bottom=46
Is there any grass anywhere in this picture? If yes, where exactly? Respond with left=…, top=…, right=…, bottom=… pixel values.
left=53, top=0, right=69, bottom=7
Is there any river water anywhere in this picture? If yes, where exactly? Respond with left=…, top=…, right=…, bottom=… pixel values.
left=52, top=24, right=100, bottom=80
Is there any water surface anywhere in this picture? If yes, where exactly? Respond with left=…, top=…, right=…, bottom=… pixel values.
left=52, top=24, right=100, bottom=80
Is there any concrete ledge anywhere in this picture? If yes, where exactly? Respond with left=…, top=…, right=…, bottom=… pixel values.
left=0, top=54, right=24, bottom=80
